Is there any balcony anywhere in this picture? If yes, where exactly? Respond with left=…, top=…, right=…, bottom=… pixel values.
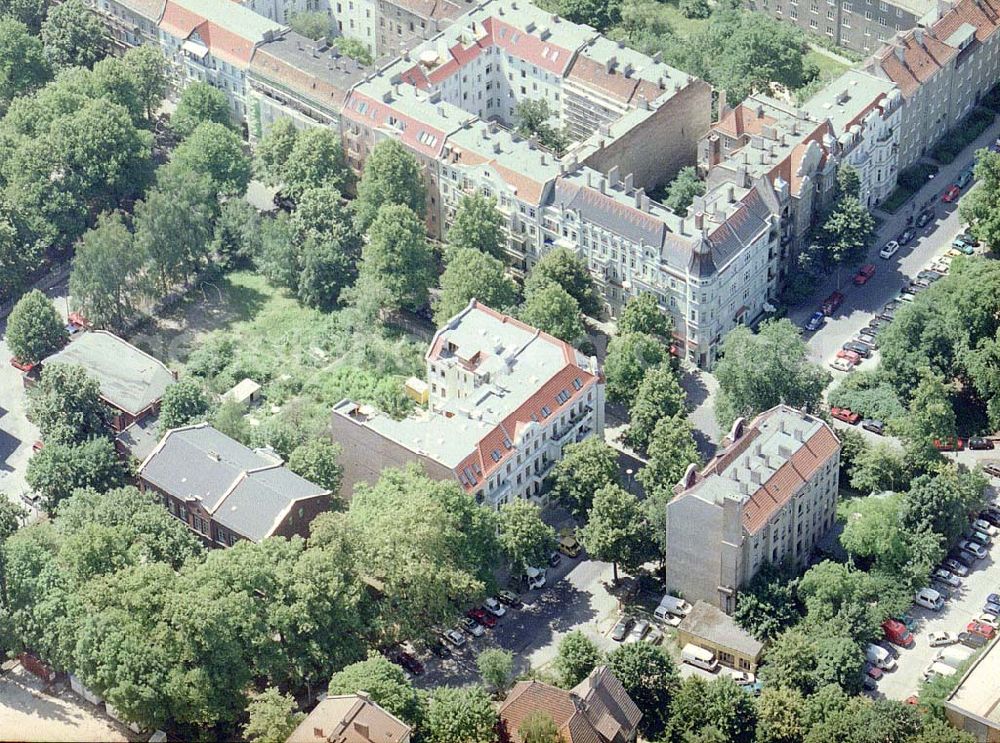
left=534, top=458, right=556, bottom=478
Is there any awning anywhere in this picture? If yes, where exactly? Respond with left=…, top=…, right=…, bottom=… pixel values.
left=182, top=39, right=209, bottom=59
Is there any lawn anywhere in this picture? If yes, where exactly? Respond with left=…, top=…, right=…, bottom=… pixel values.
left=805, top=48, right=850, bottom=82
left=130, top=270, right=426, bottom=447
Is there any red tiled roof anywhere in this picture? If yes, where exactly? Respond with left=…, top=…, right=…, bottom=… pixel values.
left=342, top=91, right=449, bottom=159
left=931, top=0, right=1000, bottom=44
left=484, top=17, right=575, bottom=76
left=873, top=32, right=956, bottom=98
left=159, top=0, right=200, bottom=38
left=715, top=103, right=777, bottom=139
left=159, top=1, right=257, bottom=66
left=564, top=55, right=661, bottom=105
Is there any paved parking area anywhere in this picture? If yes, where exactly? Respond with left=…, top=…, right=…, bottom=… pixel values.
left=0, top=664, right=133, bottom=742
left=877, top=504, right=1000, bottom=701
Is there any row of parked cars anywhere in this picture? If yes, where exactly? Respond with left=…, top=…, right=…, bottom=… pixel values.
left=437, top=589, right=527, bottom=655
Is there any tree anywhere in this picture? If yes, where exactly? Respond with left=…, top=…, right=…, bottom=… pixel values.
left=134, top=164, right=218, bottom=295
left=554, top=631, right=601, bottom=688
left=435, top=247, right=518, bottom=324
left=513, top=99, right=569, bottom=155
left=714, top=320, right=830, bottom=428
left=26, top=437, right=123, bottom=513
left=292, top=185, right=361, bottom=309
left=549, top=438, right=620, bottom=519
left=903, top=469, right=982, bottom=546
left=525, top=247, right=601, bottom=317
left=288, top=10, right=332, bottom=39
left=822, top=195, right=875, bottom=273
left=214, top=399, right=250, bottom=443
left=664, top=166, right=706, bottom=213
left=0, top=498, right=27, bottom=603
left=554, top=0, right=620, bottom=29
left=837, top=164, right=861, bottom=199
left=733, top=562, right=802, bottom=642
left=282, top=127, right=352, bottom=202
left=337, top=37, right=373, bottom=65
left=354, top=139, right=426, bottom=232
left=622, top=364, right=686, bottom=452
left=518, top=711, right=561, bottom=743
left=243, top=688, right=304, bottom=743
left=70, top=212, right=144, bottom=331
left=0, top=205, right=40, bottom=302
left=6, top=289, right=67, bottom=365
left=606, top=643, right=679, bottom=737
left=519, top=281, right=585, bottom=343
left=446, top=193, right=506, bottom=261
left=170, top=122, right=252, bottom=197
left=904, top=367, right=956, bottom=447
left=848, top=443, right=907, bottom=494
left=170, top=81, right=232, bottom=138
left=497, top=499, right=556, bottom=576
left=679, top=0, right=711, bottom=18
left=158, top=378, right=208, bottom=431
left=359, top=204, right=435, bottom=313
left=40, top=0, right=105, bottom=70
left=0, top=18, right=49, bottom=106
left=636, top=414, right=699, bottom=499
left=0, top=0, right=48, bottom=31
left=665, top=676, right=710, bottom=742
left=960, top=149, right=1000, bottom=251
left=603, top=332, right=669, bottom=405
left=90, top=54, right=146, bottom=124
left=343, top=465, right=498, bottom=642
left=477, top=648, right=514, bottom=695
left=254, top=118, right=298, bottom=185
left=754, top=687, right=805, bottom=743
left=423, top=686, right=498, bottom=743
left=288, top=438, right=344, bottom=494
left=119, top=45, right=168, bottom=121
left=702, top=677, right=757, bottom=743
left=212, top=199, right=262, bottom=270
left=579, top=484, right=653, bottom=583
left=618, top=292, right=672, bottom=340
left=327, top=653, right=423, bottom=725
left=26, top=363, right=108, bottom=445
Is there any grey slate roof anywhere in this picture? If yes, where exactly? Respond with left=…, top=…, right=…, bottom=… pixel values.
left=116, top=414, right=163, bottom=462
left=140, top=423, right=328, bottom=541
left=43, top=331, right=175, bottom=416
left=554, top=178, right=667, bottom=249
left=679, top=600, right=764, bottom=657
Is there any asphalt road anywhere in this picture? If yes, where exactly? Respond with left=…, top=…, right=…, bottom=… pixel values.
left=790, top=118, right=1000, bottom=369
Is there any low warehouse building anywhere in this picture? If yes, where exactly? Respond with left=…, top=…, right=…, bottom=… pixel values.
left=944, top=638, right=1000, bottom=741
left=677, top=600, right=764, bottom=673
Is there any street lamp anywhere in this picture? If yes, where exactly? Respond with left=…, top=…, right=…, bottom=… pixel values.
left=625, top=468, right=634, bottom=493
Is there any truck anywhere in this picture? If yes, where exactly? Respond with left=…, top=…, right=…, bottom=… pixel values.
left=680, top=644, right=719, bottom=672
left=654, top=595, right=692, bottom=621
left=882, top=619, right=914, bottom=647
left=865, top=644, right=897, bottom=671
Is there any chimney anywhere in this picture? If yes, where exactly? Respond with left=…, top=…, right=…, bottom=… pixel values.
left=718, top=89, right=728, bottom=117
left=694, top=211, right=704, bottom=231
left=778, top=445, right=792, bottom=458
left=586, top=170, right=592, bottom=188
left=652, top=51, right=662, bottom=63
left=313, top=728, right=324, bottom=739
left=605, top=55, right=617, bottom=73
left=634, top=187, right=643, bottom=208
left=353, top=722, right=370, bottom=738
left=598, top=177, right=606, bottom=194
left=727, top=185, right=735, bottom=203
left=623, top=173, right=633, bottom=190
left=608, top=165, right=620, bottom=186
left=751, top=470, right=761, bottom=484
left=914, top=28, right=924, bottom=47
left=793, top=428, right=804, bottom=442
left=678, top=216, right=685, bottom=234
left=895, top=44, right=905, bottom=61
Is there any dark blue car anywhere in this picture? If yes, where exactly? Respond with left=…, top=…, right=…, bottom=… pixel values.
left=805, top=311, right=825, bottom=331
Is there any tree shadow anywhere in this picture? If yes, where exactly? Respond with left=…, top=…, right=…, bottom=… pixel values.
left=0, top=429, right=21, bottom=473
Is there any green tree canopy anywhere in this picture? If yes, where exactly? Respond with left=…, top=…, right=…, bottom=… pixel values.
left=519, top=281, right=585, bottom=343
left=6, top=289, right=67, bottom=365
left=327, top=652, right=423, bottom=725
left=606, top=643, right=679, bottom=737
left=435, top=247, right=518, bottom=324
left=497, top=499, right=557, bottom=576
left=603, top=332, right=669, bottom=404
left=170, top=81, right=232, bottom=138
left=821, top=194, right=875, bottom=270
left=714, top=319, right=830, bottom=428
left=554, top=630, right=602, bottom=688
left=636, top=413, right=699, bottom=505
left=170, top=121, right=252, bottom=197
left=118, top=45, right=168, bottom=120
left=281, top=127, right=352, bottom=201
left=622, top=364, right=686, bottom=452
left=0, top=18, right=50, bottom=107
left=423, top=685, right=498, bottom=743
left=243, top=688, right=304, bottom=743
left=447, top=193, right=506, bottom=261
left=288, top=438, right=344, bottom=494
left=359, top=203, right=435, bottom=313
left=70, top=212, right=145, bottom=332
left=617, top=292, right=673, bottom=339
left=288, top=10, right=332, bottom=39
left=513, top=98, right=570, bottom=154
left=477, top=648, right=514, bottom=695
left=254, top=118, right=299, bottom=185
left=549, top=437, right=620, bottom=519
left=26, top=363, right=108, bottom=445
left=525, top=247, right=601, bottom=316
left=664, top=166, right=706, bottom=213
left=354, top=138, right=426, bottom=231
left=580, top=483, right=653, bottom=582
left=158, top=378, right=209, bottom=432
left=960, top=148, right=1000, bottom=252
left=553, top=0, right=621, bottom=30
left=40, top=0, right=106, bottom=70
left=26, top=437, right=123, bottom=513
left=518, top=710, right=561, bottom=743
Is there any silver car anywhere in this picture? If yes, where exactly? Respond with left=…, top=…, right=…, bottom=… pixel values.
left=626, top=619, right=650, bottom=644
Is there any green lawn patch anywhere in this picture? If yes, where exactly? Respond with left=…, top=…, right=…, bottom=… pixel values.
left=805, top=49, right=850, bottom=82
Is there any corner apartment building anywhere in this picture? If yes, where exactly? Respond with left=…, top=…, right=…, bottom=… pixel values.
left=90, top=0, right=164, bottom=49
left=863, top=0, right=1000, bottom=170
left=744, top=0, right=936, bottom=55
left=331, top=300, right=604, bottom=508
left=666, top=405, right=841, bottom=612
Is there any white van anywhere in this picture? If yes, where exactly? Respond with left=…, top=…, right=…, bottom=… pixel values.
left=914, top=587, right=944, bottom=611
left=526, top=566, right=546, bottom=590
left=680, top=644, right=719, bottom=672
left=654, top=595, right=692, bottom=621
left=865, top=644, right=897, bottom=671
left=936, top=645, right=975, bottom=669
left=923, top=661, right=957, bottom=680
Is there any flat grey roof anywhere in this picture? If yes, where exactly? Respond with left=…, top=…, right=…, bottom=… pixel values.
left=679, top=601, right=764, bottom=657
left=44, top=331, right=175, bottom=416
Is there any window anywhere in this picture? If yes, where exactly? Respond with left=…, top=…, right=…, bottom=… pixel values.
left=540, top=405, right=552, bottom=418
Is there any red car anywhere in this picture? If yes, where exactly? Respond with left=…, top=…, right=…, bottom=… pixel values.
left=882, top=619, right=914, bottom=647
left=467, top=608, right=497, bottom=628
left=866, top=665, right=883, bottom=680
left=31, top=441, right=44, bottom=453
left=967, top=620, right=996, bottom=639
left=836, top=349, right=862, bottom=365
left=853, top=264, right=876, bottom=286
left=822, top=291, right=845, bottom=315
left=831, top=407, right=861, bottom=425
left=942, top=185, right=961, bottom=203
left=934, top=437, right=965, bottom=451
left=9, top=357, right=36, bottom=372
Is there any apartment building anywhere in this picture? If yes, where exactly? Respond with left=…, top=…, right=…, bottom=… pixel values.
left=744, top=0, right=936, bottom=55
left=247, top=32, right=375, bottom=140
left=864, top=0, right=1000, bottom=169
left=375, top=0, right=470, bottom=57
left=90, top=0, right=165, bottom=49
left=666, top=405, right=841, bottom=612
left=331, top=300, right=604, bottom=508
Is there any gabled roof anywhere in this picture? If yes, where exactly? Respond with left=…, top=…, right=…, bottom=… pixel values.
left=115, top=0, right=166, bottom=22
left=499, top=666, right=641, bottom=743
left=930, top=0, right=1000, bottom=45
left=159, top=0, right=283, bottom=67
left=714, top=103, right=777, bottom=139
left=870, top=31, right=956, bottom=97
left=286, top=693, right=411, bottom=743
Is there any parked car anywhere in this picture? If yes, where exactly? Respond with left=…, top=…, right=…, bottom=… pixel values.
left=831, top=407, right=861, bottom=424
left=930, top=260, right=951, bottom=275
left=805, top=311, right=825, bottom=331
left=526, top=566, right=546, bottom=590
left=865, top=664, right=883, bottom=680
left=942, top=185, right=961, bottom=202
left=843, top=341, right=872, bottom=358
left=967, top=621, right=996, bottom=639
left=933, top=437, right=965, bottom=451
left=916, top=209, right=935, bottom=227
left=460, top=617, right=485, bottom=637
left=861, top=419, right=885, bottom=435
left=830, top=357, right=855, bottom=373
left=394, top=651, right=425, bottom=676
left=929, top=631, right=958, bottom=647
left=981, top=509, right=1000, bottom=527
left=878, top=307, right=897, bottom=322
left=951, top=239, right=976, bottom=255
left=956, top=168, right=974, bottom=189
left=9, top=357, right=36, bottom=373
left=497, top=590, right=522, bottom=608
left=854, top=264, right=877, bottom=285
left=611, top=616, right=634, bottom=642
left=548, top=551, right=562, bottom=567
left=467, top=608, right=497, bottom=628
left=987, top=595, right=1000, bottom=608
left=879, top=240, right=900, bottom=259
left=933, top=568, right=961, bottom=587
left=932, top=583, right=953, bottom=601
left=882, top=619, right=914, bottom=647
left=974, top=519, right=998, bottom=535
left=836, top=349, right=862, bottom=365
left=960, top=231, right=980, bottom=246
left=966, top=529, right=991, bottom=546
left=915, top=587, right=944, bottom=611
left=877, top=640, right=900, bottom=660
left=950, top=549, right=978, bottom=568
left=898, top=228, right=916, bottom=245
left=916, top=270, right=942, bottom=283
left=959, top=631, right=989, bottom=649
left=559, top=532, right=580, bottom=557
left=969, top=437, right=995, bottom=450
left=854, top=335, right=878, bottom=351
left=430, top=640, right=451, bottom=658
left=862, top=676, right=878, bottom=692
left=626, top=619, right=650, bottom=644
left=958, top=540, right=987, bottom=559
left=943, top=558, right=970, bottom=576
left=984, top=601, right=1000, bottom=617
left=441, top=628, right=466, bottom=647
left=822, top=291, right=845, bottom=315
left=483, top=597, right=507, bottom=617
left=644, top=627, right=664, bottom=645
